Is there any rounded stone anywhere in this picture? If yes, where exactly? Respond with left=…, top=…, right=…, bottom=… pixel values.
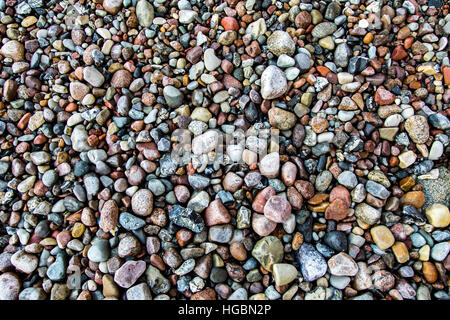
left=252, top=213, right=277, bottom=237
left=425, top=204, right=450, bottom=228
left=251, top=236, right=284, bottom=272
left=328, top=252, right=359, bottom=276
left=131, top=189, right=154, bottom=216
left=272, top=263, right=298, bottom=286
left=99, top=200, right=119, bottom=233
left=264, top=195, right=292, bottom=223
left=404, top=115, right=430, bottom=144
left=268, top=107, right=296, bottom=130
left=370, top=225, right=395, bottom=250
left=261, top=66, right=288, bottom=100
left=267, top=30, right=295, bottom=56
left=0, top=273, right=21, bottom=300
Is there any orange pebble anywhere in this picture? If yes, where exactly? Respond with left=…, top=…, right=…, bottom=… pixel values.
left=316, top=66, right=330, bottom=77
left=443, top=66, right=450, bottom=86
left=221, top=17, right=239, bottom=31
left=363, top=32, right=374, bottom=44
left=65, top=102, right=77, bottom=112
left=404, top=37, right=414, bottom=50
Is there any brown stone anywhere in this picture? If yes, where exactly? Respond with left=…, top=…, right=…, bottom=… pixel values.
left=400, top=191, right=426, bottom=209
left=252, top=186, right=276, bottom=213
left=99, top=200, right=119, bottom=233
left=205, top=199, right=231, bottom=226
left=325, top=199, right=350, bottom=221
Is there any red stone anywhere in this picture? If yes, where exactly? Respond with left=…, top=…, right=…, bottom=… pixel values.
left=325, top=199, right=350, bottom=221
left=374, top=87, right=395, bottom=105
left=329, top=185, right=351, bottom=207
left=391, top=45, right=408, bottom=61
left=252, top=186, right=276, bottom=213
left=287, top=186, right=303, bottom=210
left=294, top=180, right=315, bottom=199
left=221, top=17, right=239, bottom=31
left=443, top=66, right=450, bottom=86
left=205, top=199, right=231, bottom=226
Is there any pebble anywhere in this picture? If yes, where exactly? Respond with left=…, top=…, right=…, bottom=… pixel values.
left=425, top=204, right=450, bottom=228
left=252, top=236, right=284, bottom=272
left=297, top=243, right=328, bottom=282
left=328, top=253, right=359, bottom=276
left=99, top=200, right=119, bottom=233
left=261, top=66, right=288, bottom=100
left=264, top=195, right=292, bottom=223
left=371, top=226, right=395, bottom=250
left=131, top=189, right=154, bottom=216
left=405, top=115, right=430, bottom=144
left=267, top=31, right=295, bottom=56
left=136, top=0, right=154, bottom=27
left=11, top=251, right=38, bottom=274
left=259, top=152, right=280, bottom=178
left=114, top=260, right=146, bottom=288
left=0, top=273, right=21, bottom=300
left=272, top=263, right=298, bottom=286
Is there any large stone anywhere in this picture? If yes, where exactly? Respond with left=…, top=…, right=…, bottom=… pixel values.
left=136, top=0, right=154, bottom=27
left=11, top=251, right=38, bottom=274
left=272, top=263, right=298, bottom=286
left=261, top=66, right=288, bottom=100
left=296, top=243, right=327, bottom=282
left=267, top=30, right=295, bottom=56
left=0, top=273, right=21, bottom=300
left=252, top=236, right=284, bottom=271
left=371, top=225, right=395, bottom=250
left=404, top=115, right=430, bottom=144
left=131, top=189, right=154, bottom=216
left=268, top=107, right=296, bottom=130
left=1, top=40, right=25, bottom=61
left=425, top=204, right=450, bottom=228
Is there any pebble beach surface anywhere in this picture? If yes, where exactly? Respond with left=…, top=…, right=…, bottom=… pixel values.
left=0, top=0, right=449, bottom=301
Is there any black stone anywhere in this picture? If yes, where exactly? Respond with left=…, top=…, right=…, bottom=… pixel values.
left=324, top=231, right=348, bottom=252
left=169, top=205, right=205, bottom=233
